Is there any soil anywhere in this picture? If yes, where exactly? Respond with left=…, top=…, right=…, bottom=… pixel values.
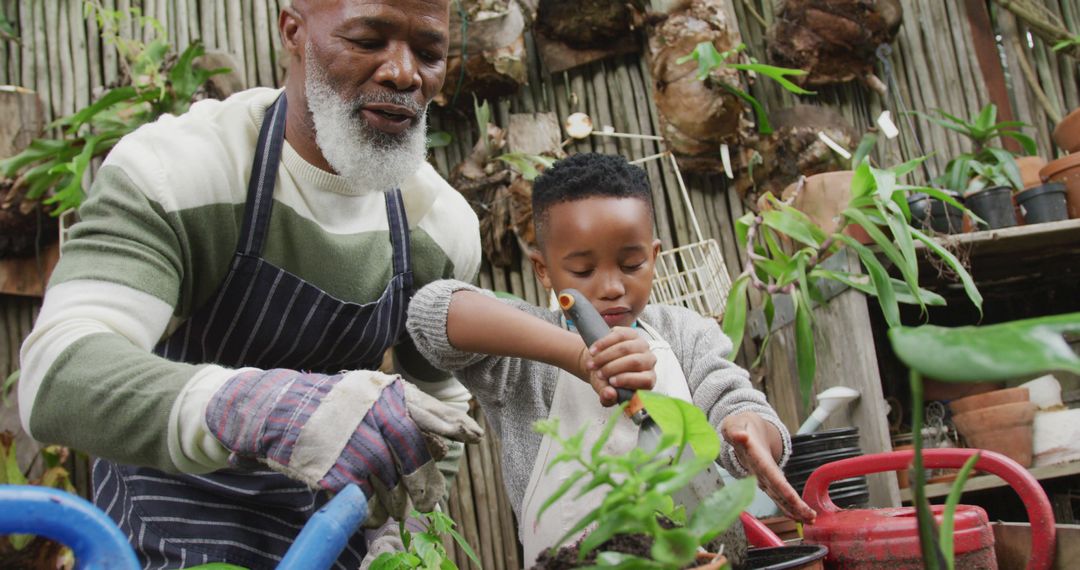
left=531, top=516, right=747, bottom=570
left=535, top=0, right=634, bottom=50
left=768, top=0, right=903, bottom=87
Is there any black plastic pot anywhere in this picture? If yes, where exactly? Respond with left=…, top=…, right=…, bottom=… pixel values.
left=908, top=192, right=963, bottom=234
left=1016, top=182, right=1068, bottom=224
left=747, top=544, right=829, bottom=570
left=785, top=428, right=868, bottom=508
left=965, top=185, right=1017, bottom=229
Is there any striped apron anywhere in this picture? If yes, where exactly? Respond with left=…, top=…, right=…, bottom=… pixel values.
left=92, top=93, right=414, bottom=570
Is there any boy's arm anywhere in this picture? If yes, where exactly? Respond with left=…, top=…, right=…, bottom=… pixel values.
left=407, top=280, right=656, bottom=406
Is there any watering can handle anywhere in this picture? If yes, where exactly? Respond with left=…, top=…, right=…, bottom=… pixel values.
left=802, top=449, right=1055, bottom=570
left=0, top=484, right=140, bottom=570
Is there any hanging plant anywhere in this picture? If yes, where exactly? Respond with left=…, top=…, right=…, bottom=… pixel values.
left=643, top=0, right=812, bottom=173
left=532, top=0, right=643, bottom=73
left=737, top=105, right=859, bottom=199
left=436, top=0, right=528, bottom=108
left=767, top=0, right=903, bottom=91
left=449, top=99, right=557, bottom=266
left=0, top=3, right=232, bottom=218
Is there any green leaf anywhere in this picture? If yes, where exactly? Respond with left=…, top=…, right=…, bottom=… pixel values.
left=592, top=404, right=628, bottom=460
left=473, top=95, right=491, bottom=154
left=891, top=155, right=930, bottom=180
left=850, top=162, right=874, bottom=198
left=721, top=84, right=772, bottom=134
left=939, top=452, right=981, bottom=570
left=3, top=438, right=27, bottom=485
left=878, top=201, right=925, bottom=314
left=169, top=41, right=209, bottom=101
left=51, top=86, right=140, bottom=132
left=837, top=235, right=900, bottom=327
left=426, top=130, right=452, bottom=149
left=842, top=207, right=921, bottom=305
left=998, top=131, right=1037, bottom=156
left=735, top=212, right=754, bottom=249
left=909, top=227, right=982, bottom=312
left=975, top=103, right=996, bottom=134
left=888, top=313, right=1080, bottom=382
left=761, top=210, right=821, bottom=248
left=497, top=152, right=554, bottom=181
left=869, top=164, right=898, bottom=201
left=1, top=369, right=18, bottom=408
left=794, top=291, right=816, bottom=407
left=536, top=465, right=587, bottom=522
left=578, top=505, right=637, bottom=558
left=688, top=476, right=757, bottom=543
left=651, top=528, right=698, bottom=566
left=943, top=155, right=974, bottom=193
left=676, top=41, right=726, bottom=81
left=985, top=147, right=1022, bottom=191
left=720, top=275, right=749, bottom=357
left=726, top=62, right=815, bottom=95
left=811, top=269, right=946, bottom=306
left=850, top=132, right=878, bottom=169
left=639, top=392, right=721, bottom=461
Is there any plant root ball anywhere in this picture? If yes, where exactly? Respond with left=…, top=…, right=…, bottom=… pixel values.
left=767, top=0, right=903, bottom=88
left=535, top=0, right=635, bottom=50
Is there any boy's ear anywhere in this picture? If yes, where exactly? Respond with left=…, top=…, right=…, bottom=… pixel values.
left=528, top=249, right=553, bottom=290
left=651, top=239, right=662, bottom=261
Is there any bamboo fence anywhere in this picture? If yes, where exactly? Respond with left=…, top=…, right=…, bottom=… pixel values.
left=0, top=1, right=1077, bottom=568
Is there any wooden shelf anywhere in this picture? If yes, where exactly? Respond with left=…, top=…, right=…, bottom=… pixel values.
left=915, top=219, right=1080, bottom=293
left=899, top=459, right=1080, bottom=502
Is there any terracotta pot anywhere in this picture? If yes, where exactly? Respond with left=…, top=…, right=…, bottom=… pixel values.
left=923, top=378, right=1001, bottom=402
left=782, top=171, right=873, bottom=244
left=948, top=386, right=1029, bottom=415
left=1015, top=156, right=1047, bottom=190
left=1040, top=153, right=1080, bottom=219
left=952, top=402, right=1037, bottom=467
left=1052, top=107, right=1080, bottom=153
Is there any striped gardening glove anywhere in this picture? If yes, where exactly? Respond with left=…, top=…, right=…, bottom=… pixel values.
left=205, top=369, right=483, bottom=526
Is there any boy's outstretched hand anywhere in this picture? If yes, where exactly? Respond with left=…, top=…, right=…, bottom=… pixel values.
left=580, top=327, right=657, bottom=406
left=721, top=412, right=817, bottom=524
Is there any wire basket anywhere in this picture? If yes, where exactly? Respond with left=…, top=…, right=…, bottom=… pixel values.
left=648, top=153, right=734, bottom=320
left=651, top=238, right=733, bottom=320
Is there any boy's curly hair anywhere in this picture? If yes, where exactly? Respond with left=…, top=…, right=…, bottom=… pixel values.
left=532, top=153, right=653, bottom=246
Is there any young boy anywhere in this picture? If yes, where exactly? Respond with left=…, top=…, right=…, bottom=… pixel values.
left=406, top=153, right=814, bottom=564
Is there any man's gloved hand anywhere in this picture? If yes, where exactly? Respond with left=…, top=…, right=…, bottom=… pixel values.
left=205, top=369, right=483, bottom=526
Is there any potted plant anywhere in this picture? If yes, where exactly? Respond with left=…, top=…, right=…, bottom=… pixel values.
left=1041, top=104, right=1080, bottom=220
left=367, top=509, right=482, bottom=570
left=722, top=154, right=981, bottom=405
left=530, top=392, right=827, bottom=569
left=912, top=104, right=1037, bottom=230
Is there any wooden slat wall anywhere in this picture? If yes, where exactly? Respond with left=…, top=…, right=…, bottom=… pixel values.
left=0, top=1, right=1076, bottom=567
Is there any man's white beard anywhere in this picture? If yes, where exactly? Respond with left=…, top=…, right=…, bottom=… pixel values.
left=304, top=44, right=428, bottom=194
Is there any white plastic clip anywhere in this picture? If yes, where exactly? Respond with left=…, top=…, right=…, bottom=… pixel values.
left=877, top=110, right=900, bottom=139
left=720, top=143, right=734, bottom=179
left=817, top=132, right=852, bottom=160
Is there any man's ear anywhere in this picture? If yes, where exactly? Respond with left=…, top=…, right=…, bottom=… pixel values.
left=279, top=6, right=304, bottom=59
left=528, top=249, right=553, bottom=290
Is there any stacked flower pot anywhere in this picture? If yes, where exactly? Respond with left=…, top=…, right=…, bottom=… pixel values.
left=1040, top=107, right=1080, bottom=220
left=948, top=387, right=1037, bottom=468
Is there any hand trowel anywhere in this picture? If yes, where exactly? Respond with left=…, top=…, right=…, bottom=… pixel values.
left=557, top=289, right=727, bottom=516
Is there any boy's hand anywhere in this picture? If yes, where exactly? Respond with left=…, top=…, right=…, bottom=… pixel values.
left=579, top=326, right=657, bottom=406
left=721, top=412, right=817, bottom=524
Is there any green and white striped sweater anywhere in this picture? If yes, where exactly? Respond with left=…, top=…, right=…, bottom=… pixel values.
left=19, top=87, right=480, bottom=475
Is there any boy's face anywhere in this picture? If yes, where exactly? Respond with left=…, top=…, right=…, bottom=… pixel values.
left=531, top=197, right=661, bottom=328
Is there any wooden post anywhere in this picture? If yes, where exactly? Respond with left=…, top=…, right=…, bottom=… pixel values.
left=964, top=0, right=1023, bottom=154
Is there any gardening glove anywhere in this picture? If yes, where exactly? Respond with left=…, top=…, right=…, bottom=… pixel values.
left=205, top=368, right=484, bottom=526
left=359, top=517, right=411, bottom=569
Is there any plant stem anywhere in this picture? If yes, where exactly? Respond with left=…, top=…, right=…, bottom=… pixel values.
left=991, top=0, right=1080, bottom=59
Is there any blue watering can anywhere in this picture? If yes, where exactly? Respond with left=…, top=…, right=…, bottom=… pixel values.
left=0, top=483, right=368, bottom=570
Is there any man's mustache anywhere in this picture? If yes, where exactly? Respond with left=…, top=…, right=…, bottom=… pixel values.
left=349, top=92, right=425, bottom=117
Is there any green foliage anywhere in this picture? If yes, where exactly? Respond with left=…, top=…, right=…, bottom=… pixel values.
left=533, top=393, right=754, bottom=568
left=1052, top=34, right=1080, bottom=53
left=676, top=42, right=813, bottom=134
left=722, top=157, right=981, bottom=404
left=0, top=3, right=228, bottom=216
left=497, top=152, right=555, bottom=181
left=890, top=312, right=1080, bottom=570
left=910, top=104, right=1035, bottom=193
left=1, top=434, right=77, bottom=560
left=369, top=509, right=481, bottom=570
left=888, top=313, right=1080, bottom=382
left=0, top=9, right=17, bottom=42
left=426, top=131, right=453, bottom=149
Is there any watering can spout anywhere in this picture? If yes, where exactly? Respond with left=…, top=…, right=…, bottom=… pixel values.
left=797, top=386, right=861, bottom=435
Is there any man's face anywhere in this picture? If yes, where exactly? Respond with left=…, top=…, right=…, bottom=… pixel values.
left=288, top=0, right=451, bottom=190
left=531, top=197, right=661, bottom=329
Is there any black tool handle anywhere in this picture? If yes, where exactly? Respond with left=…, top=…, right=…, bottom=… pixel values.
left=557, top=288, right=634, bottom=404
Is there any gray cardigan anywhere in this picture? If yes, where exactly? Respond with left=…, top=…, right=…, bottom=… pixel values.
left=406, top=279, right=791, bottom=520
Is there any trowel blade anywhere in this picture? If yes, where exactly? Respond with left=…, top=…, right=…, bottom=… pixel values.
left=637, top=420, right=726, bottom=516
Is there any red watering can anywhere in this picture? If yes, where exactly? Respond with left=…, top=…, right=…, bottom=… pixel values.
left=800, top=448, right=1055, bottom=570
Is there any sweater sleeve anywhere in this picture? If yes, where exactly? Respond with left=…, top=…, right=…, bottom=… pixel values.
left=646, top=306, right=792, bottom=477
left=19, top=159, right=235, bottom=475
